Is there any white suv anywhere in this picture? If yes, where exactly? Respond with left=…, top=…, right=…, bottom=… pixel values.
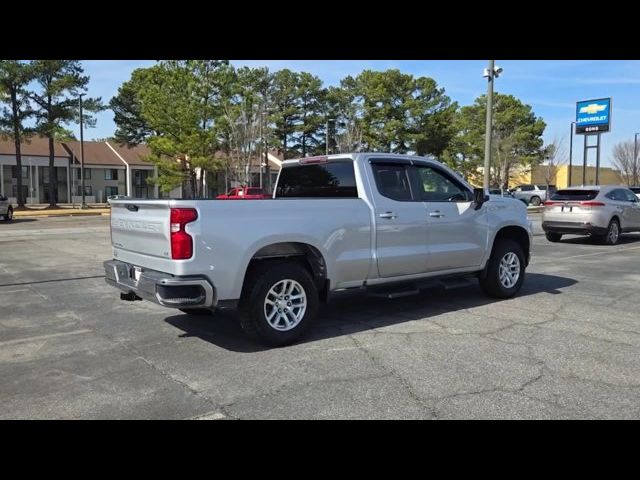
left=510, top=184, right=555, bottom=206
left=0, top=195, right=13, bottom=222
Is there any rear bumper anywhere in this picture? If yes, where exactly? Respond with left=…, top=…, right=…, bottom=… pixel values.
left=104, top=259, right=216, bottom=309
left=542, top=221, right=607, bottom=236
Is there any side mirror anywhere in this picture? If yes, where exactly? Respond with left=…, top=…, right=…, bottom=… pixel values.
left=474, top=188, right=488, bottom=210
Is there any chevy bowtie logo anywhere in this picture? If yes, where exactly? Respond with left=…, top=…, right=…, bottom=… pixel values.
left=579, top=103, right=607, bottom=115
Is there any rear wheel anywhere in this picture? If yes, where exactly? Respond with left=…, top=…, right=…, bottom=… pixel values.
left=600, top=218, right=621, bottom=245
left=529, top=196, right=542, bottom=206
left=545, top=232, right=562, bottom=242
left=479, top=239, right=526, bottom=299
left=3, top=207, right=12, bottom=222
left=239, top=261, right=318, bottom=347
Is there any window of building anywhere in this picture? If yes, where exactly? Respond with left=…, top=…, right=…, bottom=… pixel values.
left=105, top=169, right=118, bottom=180
left=105, top=186, right=119, bottom=198
left=12, top=166, right=29, bottom=179
left=134, top=170, right=149, bottom=186
left=76, top=168, right=91, bottom=180
left=12, top=185, right=28, bottom=199
left=77, top=185, right=92, bottom=196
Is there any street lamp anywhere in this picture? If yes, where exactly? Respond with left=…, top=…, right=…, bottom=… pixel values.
left=78, top=94, right=87, bottom=209
left=568, top=121, right=575, bottom=187
left=634, top=133, right=639, bottom=183
left=482, top=61, right=502, bottom=190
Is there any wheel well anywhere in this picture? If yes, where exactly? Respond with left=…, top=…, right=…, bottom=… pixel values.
left=244, top=242, right=328, bottom=301
left=492, top=226, right=530, bottom=265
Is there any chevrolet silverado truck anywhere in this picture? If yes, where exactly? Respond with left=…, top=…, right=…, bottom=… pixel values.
left=105, top=153, right=532, bottom=346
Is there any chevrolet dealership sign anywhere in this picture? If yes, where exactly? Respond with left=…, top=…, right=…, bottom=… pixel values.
left=576, top=98, right=611, bottom=134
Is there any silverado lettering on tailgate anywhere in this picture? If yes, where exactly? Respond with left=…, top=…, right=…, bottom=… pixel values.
left=112, top=218, right=162, bottom=233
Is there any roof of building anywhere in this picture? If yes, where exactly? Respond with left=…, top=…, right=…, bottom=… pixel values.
left=0, top=135, right=70, bottom=157
left=63, top=141, right=124, bottom=166
left=106, top=142, right=153, bottom=166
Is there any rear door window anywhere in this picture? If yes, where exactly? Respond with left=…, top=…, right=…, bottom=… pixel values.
left=371, top=164, right=413, bottom=201
left=551, top=189, right=599, bottom=201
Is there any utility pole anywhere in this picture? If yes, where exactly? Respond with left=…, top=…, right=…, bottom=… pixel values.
left=482, top=61, right=502, bottom=190
left=79, top=94, right=87, bottom=209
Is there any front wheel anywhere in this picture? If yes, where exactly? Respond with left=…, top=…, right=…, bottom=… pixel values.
left=479, top=239, right=526, bottom=299
left=239, top=261, right=319, bottom=347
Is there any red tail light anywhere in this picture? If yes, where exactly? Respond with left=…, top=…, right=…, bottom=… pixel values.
left=170, top=208, right=198, bottom=259
left=579, top=201, right=605, bottom=207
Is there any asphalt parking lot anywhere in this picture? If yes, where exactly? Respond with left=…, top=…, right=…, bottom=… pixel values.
left=1, top=214, right=639, bottom=419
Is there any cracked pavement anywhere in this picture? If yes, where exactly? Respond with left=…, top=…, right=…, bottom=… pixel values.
left=1, top=215, right=639, bottom=419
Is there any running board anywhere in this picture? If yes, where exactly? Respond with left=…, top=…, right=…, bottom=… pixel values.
left=368, top=288, right=420, bottom=299
left=366, top=277, right=475, bottom=299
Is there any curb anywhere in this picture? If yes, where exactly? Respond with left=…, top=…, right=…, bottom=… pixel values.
left=13, top=211, right=110, bottom=218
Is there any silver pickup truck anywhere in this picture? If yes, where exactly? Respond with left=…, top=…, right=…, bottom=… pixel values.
left=105, top=153, right=532, bottom=346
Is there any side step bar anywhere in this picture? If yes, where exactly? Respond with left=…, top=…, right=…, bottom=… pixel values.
left=366, top=277, right=474, bottom=299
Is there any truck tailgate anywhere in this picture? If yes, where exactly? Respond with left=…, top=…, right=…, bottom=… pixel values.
left=110, top=200, right=172, bottom=259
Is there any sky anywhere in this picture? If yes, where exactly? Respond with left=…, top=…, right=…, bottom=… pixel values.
left=75, top=60, right=640, bottom=168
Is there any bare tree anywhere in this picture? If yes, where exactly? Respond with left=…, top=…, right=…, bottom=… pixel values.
left=612, top=140, right=640, bottom=186
left=542, top=136, right=567, bottom=188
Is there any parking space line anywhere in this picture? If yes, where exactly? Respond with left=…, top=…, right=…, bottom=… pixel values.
left=534, top=245, right=640, bottom=264
left=0, top=329, right=93, bottom=347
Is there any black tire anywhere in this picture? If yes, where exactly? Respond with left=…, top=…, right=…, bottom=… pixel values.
left=529, top=196, right=542, bottom=206
left=545, top=232, right=562, bottom=242
left=239, top=261, right=319, bottom=347
left=600, top=218, right=621, bottom=245
left=4, top=207, right=12, bottom=222
left=479, top=239, right=526, bottom=299
left=178, top=308, right=215, bottom=315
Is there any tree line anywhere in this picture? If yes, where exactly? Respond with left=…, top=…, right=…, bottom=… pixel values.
left=109, top=60, right=550, bottom=196
left=3, top=60, right=559, bottom=204
left=0, top=60, right=104, bottom=208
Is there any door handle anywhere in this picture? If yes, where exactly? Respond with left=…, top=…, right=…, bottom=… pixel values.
left=429, top=211, right=445, bottom=218
left=379, top=212, right=397, bottom=219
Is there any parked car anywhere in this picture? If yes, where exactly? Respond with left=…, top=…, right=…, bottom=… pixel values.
left=0, top=195, right=13, bottom=222
left=510, top=184, right=555, bottom=206
left=216, top=187, right=271, bottom=200
left=542, top=185, right=640, bottom=245
left=489, top=189, right=515, bottom=198
left=629, top=186, right=640, bottom=199
left=104, top=153, right=532, bottom=346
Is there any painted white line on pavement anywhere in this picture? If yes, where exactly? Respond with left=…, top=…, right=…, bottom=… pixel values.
left=0, top=329, right=93, bottom=347
left=190, top=411, right=226, bottom=420
left=534, top=245, right=640, bottom=264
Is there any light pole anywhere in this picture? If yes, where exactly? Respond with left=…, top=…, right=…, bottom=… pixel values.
left=634, top=133, right=639, bottom=186
left=79, top=94, right=87, bottom=209
left=482, top=61, right=503, bottom=190
left=326, top=118, right=335, bottom=155
left=568, top=121, right=575, bottom=187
